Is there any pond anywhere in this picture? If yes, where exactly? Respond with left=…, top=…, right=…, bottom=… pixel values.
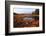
left=23, top=17, right=32, bottom=20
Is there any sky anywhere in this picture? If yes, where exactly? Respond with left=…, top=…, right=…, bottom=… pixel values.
left=14, top=8, right=36, bottom=14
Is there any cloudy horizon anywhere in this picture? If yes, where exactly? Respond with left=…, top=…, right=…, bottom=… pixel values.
left=13, top=8, right=36, bottom=14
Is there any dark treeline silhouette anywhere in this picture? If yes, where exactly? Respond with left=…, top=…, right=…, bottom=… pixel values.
left=13, top=13, right=18, bottom=15
left=33, top=9, right=39, bottom=20
left=32, top=9, right=39, bottom=15
left=35, top=9, right=39, bottom=15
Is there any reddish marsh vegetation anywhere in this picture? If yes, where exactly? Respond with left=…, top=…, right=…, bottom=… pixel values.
left=13, top=9, right=39, bottom=27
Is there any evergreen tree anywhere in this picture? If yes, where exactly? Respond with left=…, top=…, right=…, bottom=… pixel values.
left=35, top=9, right=39, bottom=15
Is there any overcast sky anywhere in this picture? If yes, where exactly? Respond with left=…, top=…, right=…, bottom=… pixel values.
left=14, top=8, right=36, bottom=14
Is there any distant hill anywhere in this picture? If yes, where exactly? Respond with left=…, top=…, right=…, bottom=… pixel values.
left=13, top=13, right=18, bottom=15
left=13, top=13, right=32, bottom=15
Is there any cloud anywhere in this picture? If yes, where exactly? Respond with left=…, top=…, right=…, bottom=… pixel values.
left=14, top=8, right=36, bottom=14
